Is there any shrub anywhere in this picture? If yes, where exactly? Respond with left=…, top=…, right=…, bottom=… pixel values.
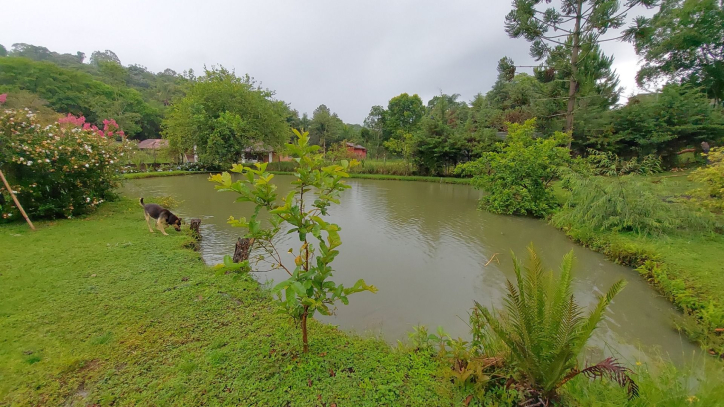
left=475, top=246, right=637, bottom=404
left=455, top=119, right=570, bottom=217
left=0, top=109, right=131, bottom=219
left=210, top=129, right=376, bottom=353
left=400, top=324, right=510, bottom=404
left=584, top=148, right=662, bottom=176
left=689, top=147, right=724, bottom=212
left=177, top=161, right=224, bottom=172
left=325, top=140, right=359, bottom=162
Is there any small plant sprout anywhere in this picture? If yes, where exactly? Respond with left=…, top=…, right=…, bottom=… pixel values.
left=210, top=129, right=377, bottom=353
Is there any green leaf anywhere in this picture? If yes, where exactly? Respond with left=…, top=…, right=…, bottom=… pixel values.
left=223, top=255, right=234, bottom=268
left=291, top=281, right=306, bottom=296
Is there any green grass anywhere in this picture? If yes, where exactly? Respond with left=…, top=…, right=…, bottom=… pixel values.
left=128, top=150, right=173, bottom=165
left=552, top=170, right=724, bottom=355
left=560, top=355, right=724, bottom=406
left=122, top=170, right=201, bottom=179
left=0, top=199, right=458, bottom=406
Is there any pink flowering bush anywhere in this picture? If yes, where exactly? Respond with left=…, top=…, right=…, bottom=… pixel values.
left=0, top=109, right=133, bottom=219
left=57, top=114, right=126, bottom=139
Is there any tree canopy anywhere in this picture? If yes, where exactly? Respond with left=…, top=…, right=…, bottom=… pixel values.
left=626, top=0, right=724, bottom=104
left=162, top=67, right=290, bottom=165
left=309, top=104, right=344, bottom=149
left=505, top=0, right=656, bottom=136
left=384, top=93, right=425, bottom=139
left=609, top=83, right=724, bottom=164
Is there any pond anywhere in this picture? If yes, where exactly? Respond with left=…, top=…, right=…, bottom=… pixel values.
left=122, top=173, right=700, bottom=364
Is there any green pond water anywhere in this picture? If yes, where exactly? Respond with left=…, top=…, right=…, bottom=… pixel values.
left=122, top=173, right=700, bottom=364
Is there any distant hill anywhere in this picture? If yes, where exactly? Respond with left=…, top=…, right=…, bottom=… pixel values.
left=0, top=43, right=189, bottom=140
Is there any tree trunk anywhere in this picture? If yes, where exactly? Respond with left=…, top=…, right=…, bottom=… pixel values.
left=301, top=305, right=309, bottom=353
left=233, top=237, right=254, bottom=263
left=565, top=0, right=583, bottom=145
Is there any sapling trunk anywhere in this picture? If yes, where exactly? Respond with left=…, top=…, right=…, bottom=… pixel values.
left=301, top=305, right=309, bottom=353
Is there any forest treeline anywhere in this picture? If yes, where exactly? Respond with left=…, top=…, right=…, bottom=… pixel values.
left=1, top=0, right=722, bottom=173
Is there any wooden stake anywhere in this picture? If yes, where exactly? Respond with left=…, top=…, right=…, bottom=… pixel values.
left=0, top=169, right=35, bottom=230
left=189, top=218, right=201, bottom=240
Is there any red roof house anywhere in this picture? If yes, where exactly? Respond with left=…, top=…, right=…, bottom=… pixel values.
left=345, top=142, right=367, bottom=159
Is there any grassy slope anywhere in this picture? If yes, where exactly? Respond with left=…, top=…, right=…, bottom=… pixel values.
left=553, top=171, right=724, bottom=354
left=0, top=199, right=456, bottom=406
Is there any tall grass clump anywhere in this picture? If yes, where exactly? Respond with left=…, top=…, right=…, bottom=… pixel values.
left=553, top=151, right=716, bottom=235
left=351, top=159, right=412, bottom=176
left=562, top=355, right=724, bottom=406
left=265, top=160, right=298, bottom=172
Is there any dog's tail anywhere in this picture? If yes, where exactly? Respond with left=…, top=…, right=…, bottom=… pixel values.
left=139, top=197, right=144, bottom=207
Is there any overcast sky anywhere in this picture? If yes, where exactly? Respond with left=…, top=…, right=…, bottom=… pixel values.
left=1, top=0, right=654, bottom=124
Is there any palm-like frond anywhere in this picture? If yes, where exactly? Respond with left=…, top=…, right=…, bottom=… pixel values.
left=476, top=245, right=632, bottom=400
left=560, top=357, right=640, bottom=400
left=573, top=278, right=627, bottom=356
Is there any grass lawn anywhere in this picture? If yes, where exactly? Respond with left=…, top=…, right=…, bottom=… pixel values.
left=552, top=170, right=724, bottom=355
left=0, top=199, right=457, bottom=406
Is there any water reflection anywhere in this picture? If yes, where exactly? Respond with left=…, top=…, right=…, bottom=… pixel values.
left=121, top=174, right=699, bottom=364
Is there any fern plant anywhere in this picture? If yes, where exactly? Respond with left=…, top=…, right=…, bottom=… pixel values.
left=475, top=246, right=638, bottom=402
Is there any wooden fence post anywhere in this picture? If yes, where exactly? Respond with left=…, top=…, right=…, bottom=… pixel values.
left=189, top=218, right=201, bottom=240
left=233, top=237, right=254, bottom=263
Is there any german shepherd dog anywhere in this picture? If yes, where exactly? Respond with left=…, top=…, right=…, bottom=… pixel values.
left=139, top=198, right=182, bottom=235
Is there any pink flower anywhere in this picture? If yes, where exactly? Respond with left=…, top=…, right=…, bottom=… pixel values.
left=58, top=114, right=86, bottom=127
left=102, top=118, right=119, bottom=134
left=0, top=94, right=7, bottom=104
